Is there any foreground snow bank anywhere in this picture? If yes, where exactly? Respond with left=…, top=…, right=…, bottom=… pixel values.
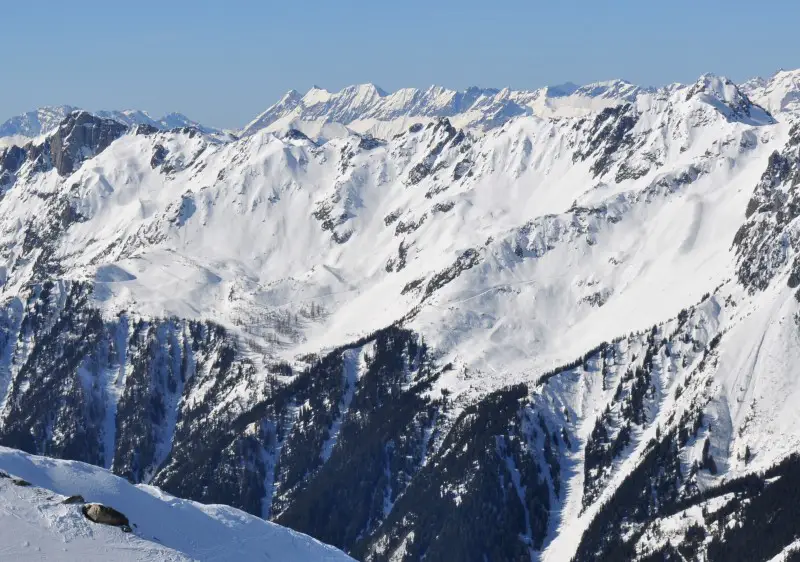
left=0, top=446, right=352, bottom=561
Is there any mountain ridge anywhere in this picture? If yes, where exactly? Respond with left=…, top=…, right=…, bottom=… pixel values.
left=0, top=105, right=226, bottom=141
left=8, top=69, right=797, bottom=146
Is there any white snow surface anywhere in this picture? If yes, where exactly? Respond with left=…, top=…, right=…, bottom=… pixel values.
left=0, top=446, right=353, bottom=561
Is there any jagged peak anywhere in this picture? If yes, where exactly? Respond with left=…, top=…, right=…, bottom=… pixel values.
left=690, top=72, right=739, bottom=97
left=461, top=85, right=501, bottom=97
left=301, top=86, right=333, bottom=106
left=573, top=79, right=644, bottom=100
left=680, top=73, right=776, bottom=125
left=62, top=108, right=95, bottom=122
left=279, top=89, right=303, bottom=105
left=340, top=83, right=388, bottom=97
left=740, top=67, right=800, bottom=116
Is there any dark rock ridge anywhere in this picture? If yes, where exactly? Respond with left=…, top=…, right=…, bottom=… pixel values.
left=50, top=111, right=128, bottom=176
left=0, top=110, right=130, bottom=188
left=735, top=123, right=800, bottom=292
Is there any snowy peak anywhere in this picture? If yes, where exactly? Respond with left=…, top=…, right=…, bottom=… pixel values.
left=240, top=79, right=649, bottom=137
left=684, top=73, right=775, bottom=125
left=279, top=89, right=304, bottom=106
left=574, top=78, right=645, bottom=100
left=0, top=105, right=77, bottom=138
left=740, top=68, right=800, bottom=116
left=241, top=89, right=305, bottom=136
left=543, top=81, right=580, bottom=97
left=687, top=73, right=744, bottom=102
left=0, top=106, right=222, bottom=140
left=338, top=82, right=389, bottom=100
left=300, top=83, right=389, bottom=123
left=240, top=72, right=800, bottom=140
left=90, top=109, right=223, bottom=136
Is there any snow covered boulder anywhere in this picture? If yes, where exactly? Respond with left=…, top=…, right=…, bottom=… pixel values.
left=82, top=503, right=131, bottom=530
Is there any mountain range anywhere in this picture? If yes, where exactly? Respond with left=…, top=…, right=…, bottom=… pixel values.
left=0, top=68, right=799, bottom=560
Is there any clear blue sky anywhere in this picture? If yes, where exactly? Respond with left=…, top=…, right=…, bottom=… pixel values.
left=2, top=0, right=798, bottom=129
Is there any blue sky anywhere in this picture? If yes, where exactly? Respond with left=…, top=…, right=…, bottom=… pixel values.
left=2, top=0, right=798, bottom=128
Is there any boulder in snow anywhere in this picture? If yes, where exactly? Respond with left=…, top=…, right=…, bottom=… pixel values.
left=82, top=503, right=131, bottom=531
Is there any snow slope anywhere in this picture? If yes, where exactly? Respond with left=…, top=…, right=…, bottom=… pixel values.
left=0, top=446, right=352, bottom=561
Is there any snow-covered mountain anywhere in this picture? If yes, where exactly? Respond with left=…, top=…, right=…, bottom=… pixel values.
left=741, top=68, right=800, bottom=117
left=0, top=446, right=352, bottom=561
left=0, top=105, right=78, bottom=139
left=0, top=69, right=799, bottom=561
left=240, top=79, right=649, bottom=139
left=0, top=105, right=224, bottom=141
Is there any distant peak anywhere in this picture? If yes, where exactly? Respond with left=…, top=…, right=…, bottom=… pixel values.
left=694, top=73, right=737, bottom=91
left=341, top=83, right=388, bottom=97
left=279, top=89, right=303, bottom=105
left=773, top=68, right=800, bottom=79
left=689, top=73, right=738, bottom=97
left=160, top=111, right=189, bottom=119
left=573, top=79, right=643, bottom=100
left=302, top=86, right=333, bottom=106
left=546, top=82, right=580, bottom=97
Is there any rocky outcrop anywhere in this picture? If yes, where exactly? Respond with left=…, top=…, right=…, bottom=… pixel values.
left=49, top=111, right=127, bottom=176
left=82, top=503, right=130, bottom=529
left=0, top=145, right=25, bottom=173
left=62, top=494, right=85, bottom=504
left=734, top=123, right=800, bottom=292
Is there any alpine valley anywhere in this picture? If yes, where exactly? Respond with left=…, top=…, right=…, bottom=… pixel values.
left=0, top=68, right=800, bottom=561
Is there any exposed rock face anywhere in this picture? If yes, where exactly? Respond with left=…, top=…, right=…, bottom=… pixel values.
left=0, top=145, right=26, bottom=187
left=0, top=281, right=249, bottom=482
left=49, top=111, right=127, bottom=176
left=62, top=494, right=85, bottom=504
left=0, top=145, right=25, bottom=173
left=734, top=123, right=800, bottom=292
left=82, top=503, right=130, bottom=528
